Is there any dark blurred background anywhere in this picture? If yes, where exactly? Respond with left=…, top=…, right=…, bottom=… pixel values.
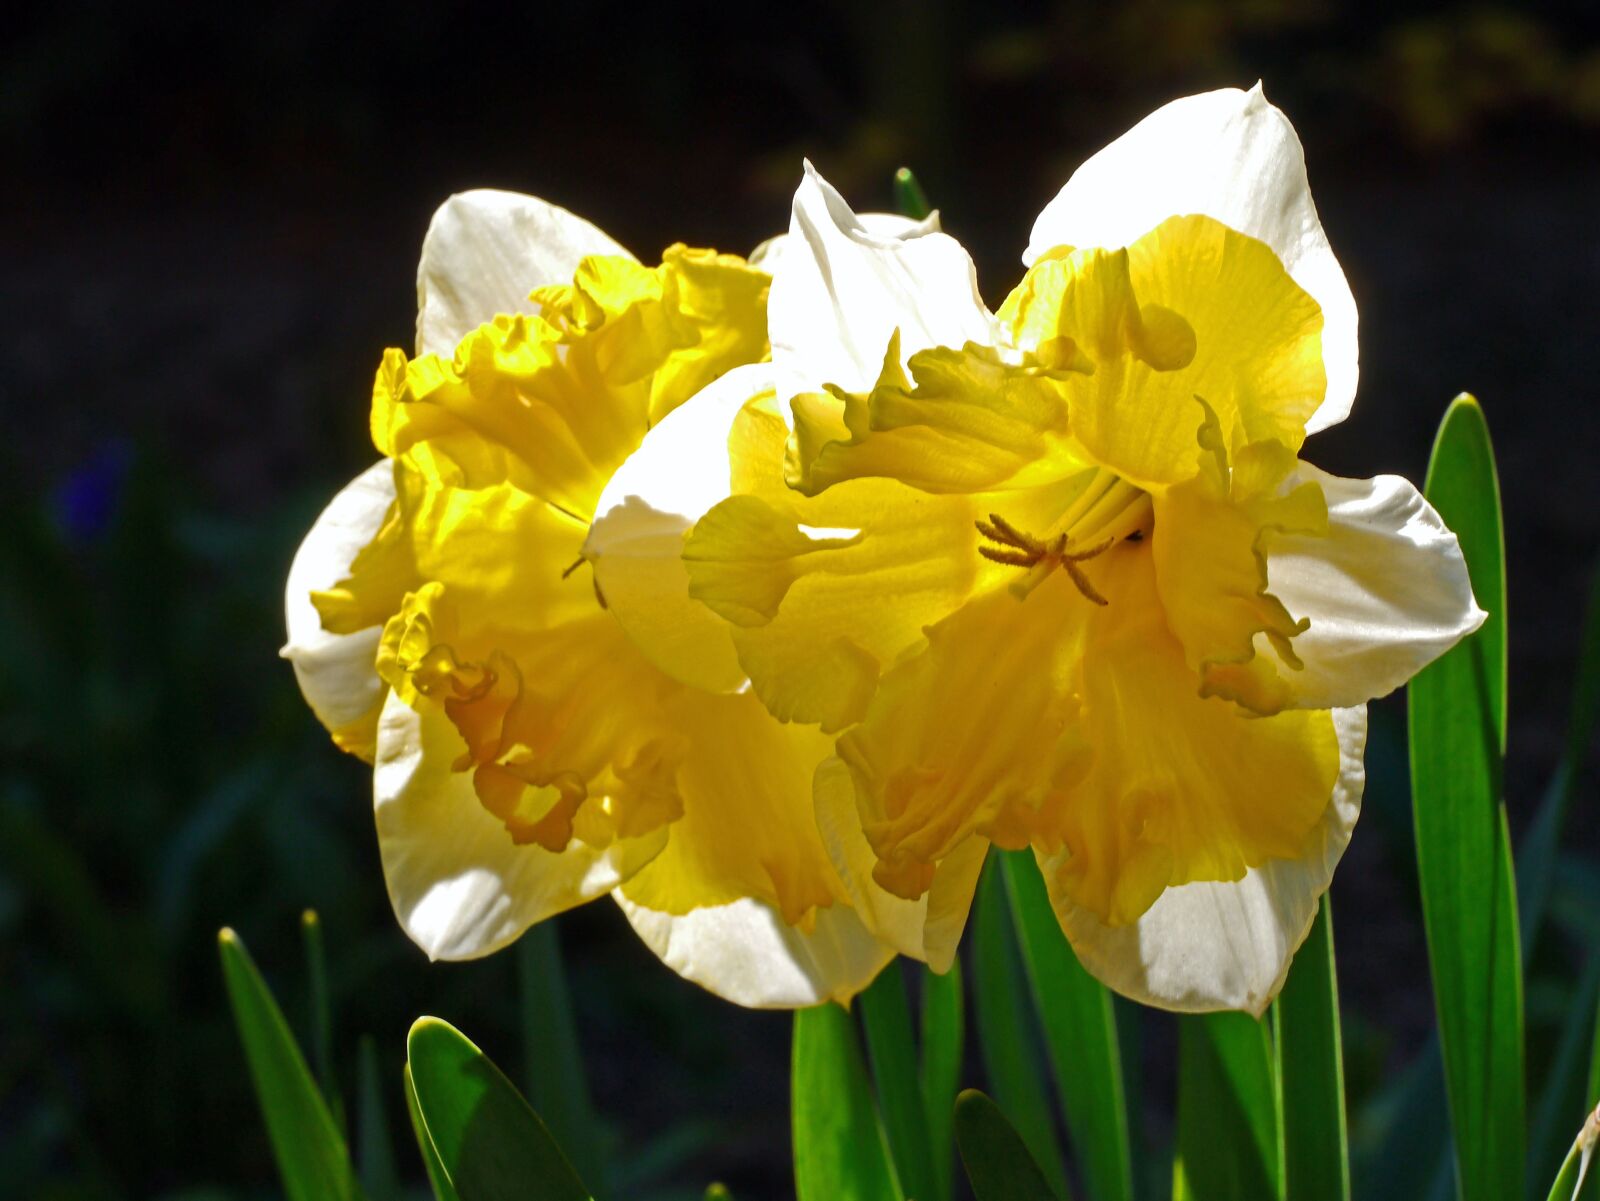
left=4, top=1, right=1599, bottom=1198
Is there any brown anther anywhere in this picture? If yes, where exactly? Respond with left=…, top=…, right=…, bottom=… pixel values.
left=561, top=555, right=586, bottom=579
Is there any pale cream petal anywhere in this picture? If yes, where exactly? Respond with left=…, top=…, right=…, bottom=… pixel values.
left=281, top=461, right=394, bottom=740
left=814, top=756, right=987, bottom=973
left=373, top=691, right=666, bottom=961
left=584, top=364, right=776, bottom=692
left=749, top=210, right=942, bottom=277
left=1267, top=466, right=1486, bottom=709
left=769, top=163, right=995, bottom=407
left=614, top=892, right=893, bottom=1008
left=1024, top=84, right=1358, bottom=435
left=1039, top=705, right=1366, bottom=1016
left=415, top=189, right=632, bottom=357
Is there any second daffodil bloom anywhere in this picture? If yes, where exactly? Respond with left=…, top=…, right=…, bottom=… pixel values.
left=281, top=190, right=909, bottom=1007
left=603, top=85, right=1485, bottom=1014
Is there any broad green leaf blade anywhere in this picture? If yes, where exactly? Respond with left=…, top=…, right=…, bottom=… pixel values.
left=356, top=1035, right=402, bottom=1201
left=406, top=1017, right=589, bottom=1201
left=1409, top=394, right=1525, bottom=1201
left=893, top=167, right=931, bottom=220
left=516, top=922, right=604, bottom=1198
left=404, top=1063, right=459, bottom=1201
left=1520, top=561, right=1600, bottom=957
left=859, top=964, right=937, bottom=1201
left=1273, top=898, right=1349, bottom=1201
left=970, top=858, right=1070, bottom=1198
left=1530, top=960, right=1600, bottom=1195
left=921, top=959, right=964, bottom=1201
left=1000, top=850, right=1134, bottom=1201
left=1174, top=1012, right=1281, bottom=1201
left=217, top=928, right=364, bottom=1201
left=792, top=1003, right=902, bottom=1201
left=955, top=1089, right=1060, bottom=1201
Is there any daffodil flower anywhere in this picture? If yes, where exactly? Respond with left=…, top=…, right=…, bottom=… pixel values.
left=281, top=190, right=904, bottom=1007
left=607, top=86, right=1484, bottom=1013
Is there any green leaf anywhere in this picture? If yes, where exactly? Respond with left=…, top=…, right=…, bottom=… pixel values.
left=893, top=167, right=931, bottom=220
left=1272, top=898, right=1349, bottom=1201
left=1530, top=960, right=1600, bottom=1195
left=356, top=1035, right=402, bottom=1201
left=1174, top=1013, right=1281, bottom=1200
left=1520, top=561, right=1600, bottom=958
left=1000, top=850, right=1134, bottom=1201
left=704, top=1186, right=733, bottom=1201
left=859, top=964, right=938, bottom=1201
left=516, top=922, right=604, bottom=1197
left=301, top=909, right=343, bottom=1134
left=406, top=1017, right=590, bottom=1201
left=792, top=1002, right=902, bottom=1201
left=216, top=928, right=364, bottom=1201
left=1542, top=1110, right=1598, bottom=1201
left=970, top=858, right=1070, bottom=1198
left=954, top=1089, right=1060, bottom=1201
left=1409, top=393, right=1526, bottom=1201
left=920, top=959, right=964, bottom=1201
left=404, top=1063, right=459, bottom=1201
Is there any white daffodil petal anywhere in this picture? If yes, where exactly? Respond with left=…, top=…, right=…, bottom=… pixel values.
left=749, top=210, right=943, bottom=275
left=614, top=891, right=893, bottom=1008
left=813, top=756, right=986, bottom=973
left=1270, top=466, right=1486, bottom=710
left=769, top=164, right=995, bottom=406
left=585, top=364, right=776, bottom=692
left=1040, top=705, right=1366, bottom=1016
left=415, top=189, right=632, bottom=356
left=373, top=692, right=667, bottom=961
left=281, top=460, right=394, bottom=740
left=1025, top=84, right=1358, bottom=434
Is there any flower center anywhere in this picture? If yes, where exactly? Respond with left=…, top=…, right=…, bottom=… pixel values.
left=976, top=467, right=1152, bottom=604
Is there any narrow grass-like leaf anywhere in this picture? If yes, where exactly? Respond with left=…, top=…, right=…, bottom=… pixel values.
left=1530, top=960, right=1600, bottom=1194
left=859, top=964, right=937, bottom=1201
left=516, top=922, right=603, bottom=1197
left=955, top=1089, right=1061, bottom=1201
left=217, top=928, right=364, bottom=1201
left=1174, top=1012, right=1281, bottom=1200
left=406, top=1017, right=589, bottom=1201
left=1001, top=850, right=1133, bottom=1201
left=1519, top=561, right=1600, bottom=957
left=893, top=167, right=931, bottom=220
left=1350, top=1037, right=1450, bottom=1201
left=970, top=858, right=1070, bottom=1198
left=792, top=1002, right=902, bottom=1201
left=1409, top=394, right=1525, bottom=1201
left=356, top=1035, right=401, bottom=1201
left=404, top=1063, right=459, bottom=1201
left=920, top=959, right=964, bottom=1201
left=1273, top=898, right=1349, bottom=1201
left=301, top=909, right=342, bottom=1133
left=1543, top=1107, right=1598, bottom=1201
left=704, top=1186, right=733, bottom=1201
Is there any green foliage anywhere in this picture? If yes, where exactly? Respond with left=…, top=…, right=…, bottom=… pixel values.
left=217, top=927, right=365, bottom=1201
left=859, top=965, right=938, bottom=1201
left=1273, top=899, right=1350, bottom=1201
left=955, top=1089, right=1062, bottom=1201
left=791, top=1003, right=902, bottom=1201
left=1001, top=849, right=1134, bottom=1201
left=1409, top=394, right=1526, bottom=1201
left=1174, top=1012, right=1281, bottom=1200
left=406, top=1063, right=461, bottom=1201
left=920, top=960, right=965, bottom=1201
left=970, top=858, right=1071, bottom=1197
left=892, top=167, right=932, bottom=221
left=517, top=923, right=605, bottom=1198
left=406, top=1016, right=592, bottom=1201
